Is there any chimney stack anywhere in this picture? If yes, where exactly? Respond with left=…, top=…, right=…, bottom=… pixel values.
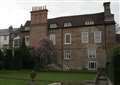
left=103, top=2, right=111, bottom=15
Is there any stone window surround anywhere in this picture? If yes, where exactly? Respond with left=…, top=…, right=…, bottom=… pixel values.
left=88, top=48, right=96, bottom=58
left=64, top=22, right=72, bottom=27
left=49, top=23, right=57, bottom=28
left=94, top=31, right=102, bottom=43
left=64, top=33, right=71, bottom=45
left=64, top=50, right=71, bottom=60
left=88, top=61, right=97, bottom=70
left=81, top=32, right=88, bottom=43
left=49, top=33, right=56, bottom=45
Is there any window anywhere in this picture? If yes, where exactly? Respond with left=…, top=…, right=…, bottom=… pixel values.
left=81, top=32, right=88, bottom=43
left=64, top=50, right=71, bottom=60
left=64, top=22, right=72, bottom=27
left=64, top=33, right=71, bottom=44
left=88, top=61, right=96, bottom=70
left=49, top=34, right=56, bottom=45
left=88, top=48, right=96, bottom=58
left=25, top=36, right=30, bottom=46
left=94, top=31, right=102, bottom=43
left=25, top=27, right=30, bottom=31
left=4, top=36, right=7, bottom=40
left=50, top=24, right=57, bottom=28
left=85, top=21, right=94, bottom=25
left=3, top=44, right=8, bottom=48
left=14, top=39, right=20, bottom=48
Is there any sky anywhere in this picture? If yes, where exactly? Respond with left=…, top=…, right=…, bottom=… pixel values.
left=0, top=0, right=119, bottom=29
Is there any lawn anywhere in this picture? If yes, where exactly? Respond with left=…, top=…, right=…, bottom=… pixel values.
left=0, top=70, right=96, bottom=85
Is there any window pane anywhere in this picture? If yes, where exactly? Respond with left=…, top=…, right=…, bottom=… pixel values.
left=88, top=61, right=96, bottom=70
left=65, top=33, right=71, bottom=44
left=64, top=22, right=72, bottom=27
left=64, top=50, right=71, bottom=60
left=88, top=48, right=96, bottom=58
left=49, top=34, right=56, bottom=45
left=4, top=36, right=7, bottom=40
left=81, top=32, right=88, bottom=43
left=50, top=24, right=57, bottom=28
left=94, top=31, right=102, bottom=43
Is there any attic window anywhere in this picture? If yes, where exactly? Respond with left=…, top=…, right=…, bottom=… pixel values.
left=64, top=22, right=72, bottom=27
left=50, top=24, right=57, bottom=28
left=85, top=21, right=94, bottom=25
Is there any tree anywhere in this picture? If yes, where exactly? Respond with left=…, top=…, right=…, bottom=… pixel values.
left=106, top=46, right=120, bottom=85
left=14, top=47, right=34, bottom=69
left=0, top=50, right=4, bottom=69
left=32, top=38, right=57, bottom=70
left=3, top=48, right=13, bottom=69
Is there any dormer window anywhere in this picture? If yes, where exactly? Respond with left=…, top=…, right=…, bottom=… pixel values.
left=64, top=22, right=72, bottom=27
left=85, top=21, right=94, bottom=25
left=50, top=24, right=57, bottom=28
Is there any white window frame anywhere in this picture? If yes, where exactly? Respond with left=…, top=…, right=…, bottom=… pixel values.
left=4, top=36, right=7, bottom=40
left=81, top=32, right=88, bottom=43
left=64, top=33, right=71, bottom=45
left=25, top=36, right=30, bottom=46
left=49, top=34, right=56, bottom=45
left=50, top=24, right=57, bottom=28
left=85, top=21, right=94, bottom=25
left=64, top=22, right=72, bottom=27
left=88, top=61, right=96, bottom=70
left=88, top=48, right=96, bottom=58
left=64, top=50, right=71, bottom=60
left=94, top=31, right=102, bottom=43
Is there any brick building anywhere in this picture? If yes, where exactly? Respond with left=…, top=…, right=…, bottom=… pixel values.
left=0, top=2, right=116, bottom=70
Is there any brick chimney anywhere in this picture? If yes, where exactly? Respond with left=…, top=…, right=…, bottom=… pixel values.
left=30, top=6, right=48, bottom=48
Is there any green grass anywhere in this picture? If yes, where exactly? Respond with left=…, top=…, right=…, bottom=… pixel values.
left=0, top=70, right=96, bottom=85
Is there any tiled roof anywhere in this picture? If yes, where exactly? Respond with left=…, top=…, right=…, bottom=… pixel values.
left=24, top=12, right=115, bottom=28
left=0, top=29, right=9, bottom=36
left=48, top=12, right=105, bottom=28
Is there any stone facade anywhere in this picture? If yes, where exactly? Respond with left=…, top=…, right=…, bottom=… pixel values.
left=1, top=2, right=115, bottom=70
left=22, top=2, right=116, bottom=70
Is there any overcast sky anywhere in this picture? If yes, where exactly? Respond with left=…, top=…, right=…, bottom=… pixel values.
left=0, top=0, right=119, bottom=29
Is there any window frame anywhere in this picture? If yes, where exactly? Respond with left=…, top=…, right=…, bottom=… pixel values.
left=64, top=50, right=71, bottom=60
left=64, top=33, right=71, bottom=45
left=49, top=23, right=57, bottom=28
left=88, top=48, right=96, bottom=58
left=64, top=22, right=72, bottom=27
left=81, top=32, right=89, bottom=43
left=88, top=61, right=97, bottom=70
left=49, top=34, right=56, bottom=45
left=94, top=31, right=102, bottom=43
left=25, top=36, right=30, bottom=46
left=4, top=35, right=7, bottom=40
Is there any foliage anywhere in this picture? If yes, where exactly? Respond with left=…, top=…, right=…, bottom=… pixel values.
left=0, top=49, right=4, bottom=69
left=0, top=38, right=57, bottom=70
left=32, top=38, right=57, bottom=70
left=106, top=46, right=120, bottom=85
left=0, top=47, right=34, bottom=70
